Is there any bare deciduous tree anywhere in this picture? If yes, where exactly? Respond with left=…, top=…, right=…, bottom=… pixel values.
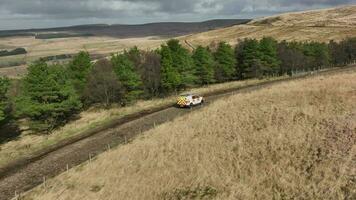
left=83, top=59, right=125, bottom=108
left=137, top=51, right=162, bottom=98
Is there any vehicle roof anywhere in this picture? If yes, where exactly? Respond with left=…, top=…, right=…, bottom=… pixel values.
left=180, top=94, right=200, bottom=97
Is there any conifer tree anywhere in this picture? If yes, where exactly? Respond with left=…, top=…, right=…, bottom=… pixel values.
left=259, top=37, right=280, bottom=75
left=214, top=42, right=236, bottom=82
left=68, top=51, right=92, bottom=95
left=192, top=46, right=215, bottom=85
left=111, top=53, right=143, bottom=102
left=236, top=39, right=263, bottom=79
left=0, top=77, right=10, bottom=124
left=302, top=42, right=330, bottom=70
left=159, top=45, right=180, bottom=94
left=126, top=46, right=142, bottom=69
left=167, top=39, right=197, bottom=89
left=15, top=61, right=82, bottom=132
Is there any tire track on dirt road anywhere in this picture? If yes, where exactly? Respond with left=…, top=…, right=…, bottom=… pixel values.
left=0, top=66, right=354, bottom=200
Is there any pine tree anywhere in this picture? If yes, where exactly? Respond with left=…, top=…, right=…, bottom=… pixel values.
left=126, top=46, right=142, bottom=70
left=111, top=53, right=143, bottom=102
left=159, top=45, right=180, bottom=94
left=259, top=37, right=280, bottom=76
left=167, top=39, right=197, bottom=89
left=302, top=42, right=330, bottom=70
left=0, top=77, right=10, bottom=124
left=15, top=61, right=82, bottom=132
left=192, top=46, right=215, bottom=85
left=214, top=42, right=236, bottom=82
left=68, top=51, right=92, bottom=95
left=236, top=39, right=267, bottom=79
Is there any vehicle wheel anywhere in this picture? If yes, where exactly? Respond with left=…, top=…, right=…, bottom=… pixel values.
left=189, top=103, right=193, bottom=108
left=200, top=100, right=204, bottom=105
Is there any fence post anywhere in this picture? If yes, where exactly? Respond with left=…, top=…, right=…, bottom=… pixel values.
left=43, top=176, right=46, bottom=189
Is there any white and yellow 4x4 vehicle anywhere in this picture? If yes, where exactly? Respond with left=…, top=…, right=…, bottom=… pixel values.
left=177, top=94, right=204, bottom=108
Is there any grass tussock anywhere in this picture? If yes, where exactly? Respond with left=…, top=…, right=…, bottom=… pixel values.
left=22, top=70, right=356, bottom=200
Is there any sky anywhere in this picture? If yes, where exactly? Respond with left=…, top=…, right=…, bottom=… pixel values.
left=0, top=0, right=354, bottom=30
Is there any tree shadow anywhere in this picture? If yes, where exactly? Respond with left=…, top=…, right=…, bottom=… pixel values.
left=0, top=122, right=21, bottom=145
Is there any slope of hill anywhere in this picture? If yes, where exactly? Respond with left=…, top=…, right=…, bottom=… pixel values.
left=21, top=68, right=356, bottom=200
left=249, top=6, right=356, bottom=27
left=0, top=19, right=250, bottom=38
left=182, top=5, right=356, bottom=47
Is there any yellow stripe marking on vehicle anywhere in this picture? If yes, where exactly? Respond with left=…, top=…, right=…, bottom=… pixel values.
left=177, top=97, right=187, bottom=106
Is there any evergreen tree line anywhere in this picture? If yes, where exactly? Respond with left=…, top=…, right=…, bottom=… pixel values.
left=0, top=37, right=355, bottom=133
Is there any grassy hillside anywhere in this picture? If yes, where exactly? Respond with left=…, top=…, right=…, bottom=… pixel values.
left=182, top=5, right=356, bottom=48
left=0, top=77, right=285, bottom=169
left=249, top=6, right=355, bottom=27
left=22, top=68, right=356, bottom=200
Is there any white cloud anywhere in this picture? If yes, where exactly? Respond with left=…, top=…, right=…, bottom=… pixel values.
left=87, top=0, right=159, bottom=12
left=193, top=0, right=224, bottom=14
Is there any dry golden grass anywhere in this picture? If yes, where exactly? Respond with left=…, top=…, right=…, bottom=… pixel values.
left=0, top=65, right=27, bottom=79
left=249, top=5, right=356, bottom=27
left=0, top=36, right=165, bottom=77
left=0, top=76, right=284, bottom=169
left=181, top=5, right=356, bottom=48
left=0, top=36, right=164, bottom=58
left=21, top=68, right=356, bottom=200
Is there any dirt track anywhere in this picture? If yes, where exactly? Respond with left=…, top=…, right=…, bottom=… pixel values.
left=0, top=66, right=354, bottom=200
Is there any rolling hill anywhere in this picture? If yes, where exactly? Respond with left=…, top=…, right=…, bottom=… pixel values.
left=182, top=5, right=356, bottom=48
left=0, top=19, right=250, bottom=39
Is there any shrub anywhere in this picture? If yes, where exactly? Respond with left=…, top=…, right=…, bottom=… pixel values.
left=0, top=48, right=27, bottom=57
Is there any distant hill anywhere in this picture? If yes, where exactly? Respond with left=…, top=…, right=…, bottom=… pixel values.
left=182, top=5, right=356, bottom=48
left=0, top=19, right=251, bottom=38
